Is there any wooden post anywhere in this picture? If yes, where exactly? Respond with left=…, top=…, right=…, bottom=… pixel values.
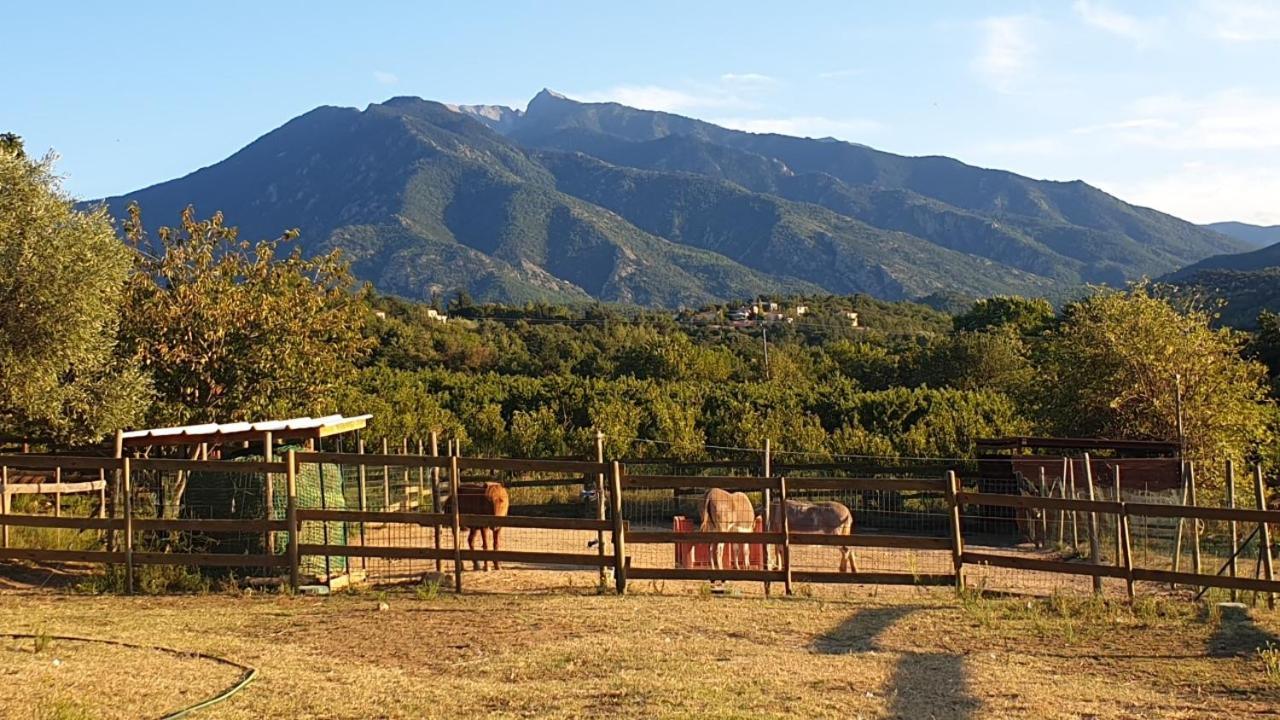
left=1226, top=459, right=1239, bottom=602
left=762, top=439, right=773, bottom=596
left=1112, top=465, right=1123, bottom=568
left=1254, top=463, right=1275, bottom=610
left=54, top=466, right=61, bottom=518
left=1083, top=454, right=1102, bottom=594
left=778, top=475, right=792, bottom=596
left=450, top=455, right=463, bottom=594
left=1, top=465, right=8, bottom=549
left=595, top=431, right=606, bottom=587
left=357, top=434, right=368, bottom=571
left=1056, top=457, right=1067, bottom=547
left=946, top=470, right=964, bottom=593
left=1172, top=461, right=1188, bottom=585
left=1038, top=467, right=1048, bottom=547
left=286, top=450, right=299, bottom=591
left=1119, top=499, right=1135, bottom=601
left=263, top=430, right=275, bottom=556
left=108, top=429, right=123, bottom=553
left=610, top=461, right=626, bottom=594
left=430, top=432, right=441, bottom=574
left=402, top=437, right=411, bottom=510
left=1068, top=459, right=1079, bottom=549
left=382, top=438, right=390, bottom=512
left=1188, top=461, right=1202, bottom=582
left=123, top=456, right=134, bottom=595
left=97, top=468, right=106, bottom=520
left=416, top=438, right=426, bottom=513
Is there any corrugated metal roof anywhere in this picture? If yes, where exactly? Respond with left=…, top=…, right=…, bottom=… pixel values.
left=121, top=414, right=372, bottom=443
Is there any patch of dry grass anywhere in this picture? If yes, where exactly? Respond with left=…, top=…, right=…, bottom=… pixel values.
left=0, top=576, right=1278, bottom=719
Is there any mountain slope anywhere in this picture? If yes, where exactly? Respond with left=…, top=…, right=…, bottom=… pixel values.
left=1203, top=221, right=1280, bottom=249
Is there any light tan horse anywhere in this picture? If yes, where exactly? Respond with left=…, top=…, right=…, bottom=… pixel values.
left=769, top=498, right=857, bottom=573
left=699, top=488, right=756, bottom=570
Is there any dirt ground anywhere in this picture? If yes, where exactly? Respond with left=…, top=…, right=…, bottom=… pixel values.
left=3, top=569, right=1279, bottom=720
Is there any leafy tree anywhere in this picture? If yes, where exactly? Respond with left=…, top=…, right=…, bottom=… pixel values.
left=1036, top=285, right=1272, bottom=481
left=906, top=328, right=1034, bottom=397
left=0, top=139, right=147, bottom=444
left=954, top=296, right=1055, bottom=334
left=120, top=205, right=372, bottom=425
left=1249, top=310, right=1280, bottom=396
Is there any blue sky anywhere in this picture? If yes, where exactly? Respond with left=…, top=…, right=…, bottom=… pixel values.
left=7, top=1, right=1280, bottom=223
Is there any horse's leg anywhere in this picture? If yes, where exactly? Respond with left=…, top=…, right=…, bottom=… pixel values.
left=491, top=527, right=502, bottom=571
left=711, top=542, right=723, bottom=570
left=480, top=526, right=490, bottom=571
left=468, top=528, right=481, bottom=570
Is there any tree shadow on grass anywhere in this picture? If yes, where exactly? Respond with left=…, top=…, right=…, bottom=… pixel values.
left=812, top=605, right=979, bottom=719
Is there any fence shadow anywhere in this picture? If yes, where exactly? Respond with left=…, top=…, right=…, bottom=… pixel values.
left=1208, top=603, right=1280, bottom=658
left=810, top=605, right=919, bottom=654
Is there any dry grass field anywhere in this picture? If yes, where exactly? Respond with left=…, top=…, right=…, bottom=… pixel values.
left=3, top=568, right=1280, bottom=720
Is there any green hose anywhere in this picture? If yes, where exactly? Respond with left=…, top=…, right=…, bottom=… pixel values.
left=2, top=632, right=257, bottom=719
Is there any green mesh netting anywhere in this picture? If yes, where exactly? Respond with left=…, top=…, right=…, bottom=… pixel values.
left=182, top=443, right=348, bottom=577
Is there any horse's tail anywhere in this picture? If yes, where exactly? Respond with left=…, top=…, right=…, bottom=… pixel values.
left=699, top=492, right=713, bottom=532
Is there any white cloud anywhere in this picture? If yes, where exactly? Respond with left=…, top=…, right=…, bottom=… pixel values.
left=713, top=115, right=881, bottom=139
left=372, top=71, right=399, bottom=86
left=1201, top=0, right=1280, bottom=42
left=1097, top=89, right=1280, bottom=151
left=1103, top=163, right=1280, bottom=224
left=817, top=68, right=864, bottom=80
left=972, top=16, right=1036, bottom=93
left=574, top=85, right=743, bottom=113
left=1072, top=1, right=1161, bottom=45
left=720, top=72, right=776, bottom=85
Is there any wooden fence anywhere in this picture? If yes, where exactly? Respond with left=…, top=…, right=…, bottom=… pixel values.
left=2, top=451, right=1279, bottom=602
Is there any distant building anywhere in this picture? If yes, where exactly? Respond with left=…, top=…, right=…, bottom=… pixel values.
left=426, top=308, right=448, bottom=324
left=794, top=305, right=809, bottom=315
left=373, top=310, right=387, bottom=320
left=844, top=311, right=859, bottom=327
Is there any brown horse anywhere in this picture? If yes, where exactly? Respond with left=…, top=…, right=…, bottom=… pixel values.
left=769, top=498, right=857, bottom=573
left=699, top=488, right=756, bottom=570
left=443, top=482, right=510, bottom=570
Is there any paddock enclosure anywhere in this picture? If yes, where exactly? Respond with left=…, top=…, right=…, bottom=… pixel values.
left=1, top=436, right=1278, bottom=605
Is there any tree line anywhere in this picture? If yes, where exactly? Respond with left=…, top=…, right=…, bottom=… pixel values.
left=2, top=137, right=1277, bottom=492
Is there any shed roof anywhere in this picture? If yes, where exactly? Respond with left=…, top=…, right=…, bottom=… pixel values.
left=121, top=414, right=371, bottom=448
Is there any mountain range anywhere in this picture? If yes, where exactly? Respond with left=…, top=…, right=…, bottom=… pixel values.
left=1202, top=221, right=1280, bottom=249
left=96, top=89, right=1249, bottom=308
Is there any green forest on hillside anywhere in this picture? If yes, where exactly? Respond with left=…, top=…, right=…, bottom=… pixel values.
left=3, top=136, right=1279, bottom=493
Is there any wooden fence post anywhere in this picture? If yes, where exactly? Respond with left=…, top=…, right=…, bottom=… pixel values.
left=1056, top=458, right=1067, bottom=547
left=1254, top=463, right=1275, bottom=610
left=946, top=470, right=964, bottom=593
left=1, top=464, right=8, bottom=549
left=416, top=438, right=426, bottom=514
left=430, top=432, right=441, bottom=574
left=595, top=431, right=606, bottom=588
left=1112, top=465, right=1123, bottom=568
left=382, top=438, right=390, bottom=512
left=1172, top=461, right=1188, bottom=585
left=610, top=461, right=626, bottom=595
left=1038, top=467, right=1048, bottom=547
left=1068, top=459, right=1079, bottom=549
left=123, top=456, right=134, bottom=595
left=450, top=455, right=463, bottom=594
left=1227, top=459, right=1239, bottom=602
left=1119, top=498, right=1135, bottom=601
left=357, top=434, right=368, bottom=571
left=762, top=438, right=773, bottom=597
left=108, top=429, right=123, bottom=553
left=286, top=450, right=299, bottom=591
left=1083, top=454, right=1102, bottom=595
left=778, top=475, right=792, bottom=596
left=1188, top=461, right=1202, bottom=584
left=264, top=430, right=275, bottom=556
left=54, top=466, right=61, bottom=518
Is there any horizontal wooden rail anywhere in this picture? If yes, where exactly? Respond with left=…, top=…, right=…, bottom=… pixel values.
left=132, top=552, right=288, bottom=568
left=456, top=549, right=613, bottom=566
left=0, top=455, right=121, bottom=471
left=296, top=451, right=449, bottom=469
left=4, top=480, right=107, bottom=495
left=962, top=551, right=1128, bottom=579
left=627, top=531, right=787, bottom=544
left=1130, top=568, right=1280, bottom=593
left=297, top=543, right=616, bottom=567
left=784, top=477, right=948, bottom=492
left=132, top=518, right=290, bottom=533
left=627, top=567, right=786, bottom=582
left=791, top=534, right=953, bottom=550
left=0, top=547, right=125, bottom=563
left=622, top=475, right=777, bottom=490
left=957, top=492, right=1122, bottom=514
left=459, top=457, right=608, bottom=474
left=790, top=571, right=956, bottom=586
left=298, top=543, right=436, bottom=560
left=1125, top=503, right=1280, bottom=524
left=297, top=509, right=449, bottom=525
left=455, top=514, right=614, bottom=531
left=130, top=458, right=288, bottom=474
left=0, top=514, right=122, bottom=530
